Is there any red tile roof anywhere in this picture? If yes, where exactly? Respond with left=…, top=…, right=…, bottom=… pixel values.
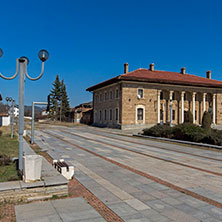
left=86, top=68, right=222, bottom=91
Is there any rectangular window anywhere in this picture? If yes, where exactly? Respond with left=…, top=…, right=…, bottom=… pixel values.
left=160, top=91, right=163, bottom=100
left=172, top=110, right=175, bottom=120
left=138, top=89, right=143, bottom=99
left=99, top=94, right=102, bottom=102
left=110, top=109, right=112, bottom=120
left=137, top=108, right=143, bottom=120
left=115, top=108, right=118, bottom=121
left=110, top=91, right=112, bottom=100
left=104, top=110, right=107, bottom=120
left=105, top=92, right=108, bottom=100
left=172, top=92, right=175, bottom=100
left=116, top=89, right=119, bottom=99
left=160, top=109, right=163, bottom=121
left=99, top=110, right=102, bottom=120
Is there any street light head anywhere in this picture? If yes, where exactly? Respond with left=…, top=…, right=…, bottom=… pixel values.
left=20, top=56, right=29, bottom=65
left=38, top=49, right=49, bottom=62
left=6, top=97, right=12, bottom=102
left=0, top=48, right=3, bottom=58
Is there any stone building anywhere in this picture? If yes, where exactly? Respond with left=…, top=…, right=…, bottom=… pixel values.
left=70, top=102, right=92, bottom=124
left=86, top=63, right=222, bottom=129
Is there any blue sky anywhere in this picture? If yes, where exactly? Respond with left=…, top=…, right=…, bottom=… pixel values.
left=0, top=0, right=222, bottom=107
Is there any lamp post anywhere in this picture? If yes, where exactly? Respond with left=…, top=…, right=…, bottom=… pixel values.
left=6, top=97, right=15, bottom=138
left=0, top=49, right=49, bottom=175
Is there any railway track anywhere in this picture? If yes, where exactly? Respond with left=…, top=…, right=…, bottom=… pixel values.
left=41, top=129, right=222, bottom=209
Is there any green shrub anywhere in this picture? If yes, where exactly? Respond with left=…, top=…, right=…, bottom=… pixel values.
left=143, top=123, right=222, bottom=146
left=171, top=123, right=205, bottom=142
left=184, top=111, right=193, bottom=123
left=143, top=124, right=173, bottom=138
left=201, top=129, right=222, bottom=146
left=202, top=111, right=212, bottom=131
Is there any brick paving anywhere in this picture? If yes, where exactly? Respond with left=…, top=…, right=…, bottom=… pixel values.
left=69, top=178, right=125, bottom=222
left=0, top=203, right=16, bottom=222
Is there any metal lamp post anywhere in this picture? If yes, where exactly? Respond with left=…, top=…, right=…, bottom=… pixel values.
left=0, top=49, right=49, bottom=175
left=6, top=97, right=15, bottom=138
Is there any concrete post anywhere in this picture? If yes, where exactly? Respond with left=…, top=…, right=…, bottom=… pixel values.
left=181, top=91, right=185, bottom=123
left=203, top=93, right=206, bottom=113
left=31, top=102, right=48, bottom=144
left=157, top=90, right=161, bottom=124
left=169, top=91, right=173, bottom=126
left=213, top=93, right=216, bottom=124
left=192, top=92, right=196, bottom=124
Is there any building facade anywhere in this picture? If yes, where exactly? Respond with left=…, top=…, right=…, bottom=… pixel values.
left=87, top=64, right=222, bottom=129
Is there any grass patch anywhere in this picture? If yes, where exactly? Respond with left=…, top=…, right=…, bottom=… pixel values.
left=0, top=163, right=19, bottom=182
left=0, top=127, right=19, bottom=182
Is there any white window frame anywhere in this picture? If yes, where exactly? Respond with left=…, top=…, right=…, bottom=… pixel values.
left=136, top=105, right=145, bottom=124
left=137, top=88, right=144, bottom=99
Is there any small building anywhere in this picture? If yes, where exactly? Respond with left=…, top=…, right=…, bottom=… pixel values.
left=70, top=102, right=93, bottom=124
left=9, top=106, right=19, bottom=117
left=0, top=114, right=10, bottom=126
left=41, top=110, right=49, bottom=116
left=87, top=63, right=222, bottom=129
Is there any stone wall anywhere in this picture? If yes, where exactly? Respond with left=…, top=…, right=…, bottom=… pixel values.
left=92, top=81, right=222, bottom=129
left=93, top=83, right=122, bottom=128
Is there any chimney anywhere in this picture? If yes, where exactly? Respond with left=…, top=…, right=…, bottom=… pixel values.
left=181, top=67, right=186, bottom=74
left=124, top=63, right=129, bottom=73
left=149, top=63, right=154, bottom=71
left=206, top=71, right=211, bottom=79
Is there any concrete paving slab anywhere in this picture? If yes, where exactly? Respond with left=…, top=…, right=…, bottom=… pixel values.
left=0, top=181, right=21, bottom=191
left=15, top=197, right=105, bottom=222
left=33, top=126, right=222, bottom=222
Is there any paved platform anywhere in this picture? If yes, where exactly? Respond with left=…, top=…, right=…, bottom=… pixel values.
left=0, top=139, right=68, bottom=202
left=31, top=126, right=222, bottom=222
left=15, top=197, right=106, bottom=222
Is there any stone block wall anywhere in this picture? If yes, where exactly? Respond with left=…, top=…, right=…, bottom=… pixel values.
left=92, top=81, right=222, bottom=129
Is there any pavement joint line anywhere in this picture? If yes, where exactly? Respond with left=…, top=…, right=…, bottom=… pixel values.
left=42, top=129, right=222, bottom=209
left=60, top=129, right=222, bottom=177
left=75, top=128, right=222, bottom=162
left=31, top=132, right=125, bottom=222
left=50, top=201, right=63, bottom=222
left=75, top=161, right=151, bottom=210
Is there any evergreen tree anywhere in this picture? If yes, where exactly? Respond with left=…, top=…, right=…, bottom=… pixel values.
left=50, top=75, right=61, bottom=120
left=60, top=80, right=70, bottom=120
left=49, top=75, right=70, bottom=121
left=184, top=110, right=193, bottom=124
left=202, top=111, right=212, bottom=131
